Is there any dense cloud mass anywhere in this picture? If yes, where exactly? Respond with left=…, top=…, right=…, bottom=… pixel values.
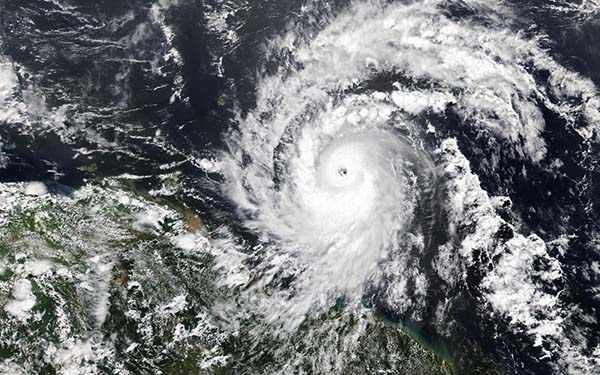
left=216, top=1, right=600, bottom=373
left=1, top=0, right=599, bottom=374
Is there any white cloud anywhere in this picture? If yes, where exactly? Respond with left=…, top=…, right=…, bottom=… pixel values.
left=24, top=181, right=48, bottom=196
left=4, top=279, right=37, bottom=321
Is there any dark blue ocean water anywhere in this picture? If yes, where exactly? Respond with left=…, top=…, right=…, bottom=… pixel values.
left=1, top=1, right=599, bottom=373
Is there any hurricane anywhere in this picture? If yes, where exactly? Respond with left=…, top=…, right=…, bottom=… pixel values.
left=223, top=120, right=435, bottom=317
left=1, top=0, right=600, bottom=374
left=210, top=0, right=600, bottom=373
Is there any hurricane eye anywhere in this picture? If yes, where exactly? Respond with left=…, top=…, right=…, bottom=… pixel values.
left=338, top=167, right=348, bottom=177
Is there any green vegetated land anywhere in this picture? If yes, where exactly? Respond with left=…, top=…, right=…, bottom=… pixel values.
left=0, top=179, right=454, bottom=374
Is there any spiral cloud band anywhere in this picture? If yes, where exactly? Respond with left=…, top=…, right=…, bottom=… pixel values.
left=213, top=0, right=600, bottom=373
